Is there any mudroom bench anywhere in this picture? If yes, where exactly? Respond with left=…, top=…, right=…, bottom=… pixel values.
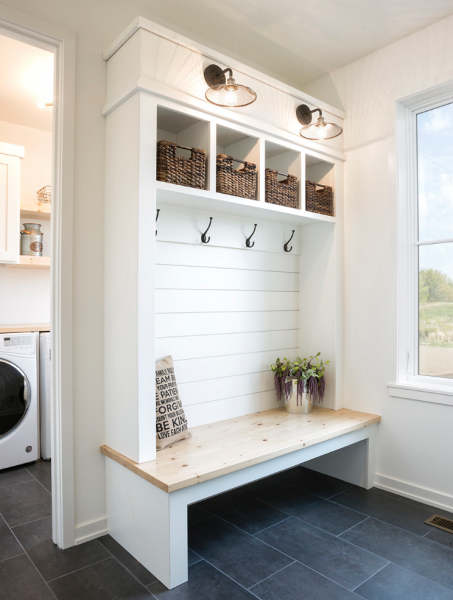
left=101, top=406, right=380, bottom=589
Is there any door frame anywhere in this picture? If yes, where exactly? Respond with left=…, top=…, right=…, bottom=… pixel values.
left=0, top=3, right=76, bottom=548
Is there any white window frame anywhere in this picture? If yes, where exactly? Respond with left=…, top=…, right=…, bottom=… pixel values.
left=391, top=81, right=453, bottom=406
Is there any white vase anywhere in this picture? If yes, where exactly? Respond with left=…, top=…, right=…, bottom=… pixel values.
left=285, top=380, right=313, bottom=414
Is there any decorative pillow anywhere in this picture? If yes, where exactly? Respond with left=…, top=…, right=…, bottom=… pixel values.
left=155, top=355, right=191, bottom=450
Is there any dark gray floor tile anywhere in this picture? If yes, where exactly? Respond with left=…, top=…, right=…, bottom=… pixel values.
left=187, top=549, right=201, bottom=566
left=14, top=516, right=109, bottom=581
left=0, top=480, right=51, bottom=528
left=251, top=560, right=357, bottom=599
left=187, top=504, right=212, bottom=526
left=287, top=466, right=355, bottom=499
left=261, top=486, right=365, bottom=535
left=425, top=527, right=453, bottom=550
left=148, top=560, right=256, bottom=599
left=355, top=562, right=453, bottom=599
left=239, top=472, right=288, bottom=499
left=0, top=465, right=33, bottom=489
left=0, top=513, right=23, bottom=562
left=188, top=516, right=291, bottom=589
left=0, top=553, right=54, bottom=600
left=201, top=489, right=288, bottom=535
left=49, top=556, right=150, bottom=599
left=340, top=517, right=453, bottom=590
left=25, top=461, right=52, bottom=493
left=98, top=534, right=156, bottom=585
left=256, top=517, right=387, bottom=590
left=333, top=486, right=435, bottom=535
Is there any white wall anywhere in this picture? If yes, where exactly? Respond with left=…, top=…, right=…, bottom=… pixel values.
left=303, top=15, right=453, bottom=510
left=0, top=120, right=51, bottom=324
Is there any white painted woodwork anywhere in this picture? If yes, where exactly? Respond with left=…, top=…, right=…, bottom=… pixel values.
left=103, top=16, right=344, bottom=514
left=104, top=412, right=379, bottom=589
left=0, top=146, right=22, bottom=264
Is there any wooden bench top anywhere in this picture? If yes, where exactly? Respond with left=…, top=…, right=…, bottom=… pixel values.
left=101, top=406, right=380, bottom=493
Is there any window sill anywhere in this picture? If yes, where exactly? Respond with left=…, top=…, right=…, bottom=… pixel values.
left=388, top=382, right=453, bottom=407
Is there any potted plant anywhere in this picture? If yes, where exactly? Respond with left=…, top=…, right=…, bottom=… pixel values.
left=270, top=353, right=329, bottom=414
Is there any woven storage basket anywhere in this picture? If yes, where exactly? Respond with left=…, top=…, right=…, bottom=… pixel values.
left=265, top=169, right=298, bottom=209
left=305, top=180, right=334, bottom=216
left=157, top=141, right=206, bottom=189
left=216, top=154, right=257, bottom=200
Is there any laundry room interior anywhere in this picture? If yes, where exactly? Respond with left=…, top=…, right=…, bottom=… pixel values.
left=0, top=32, right=53, bottom=472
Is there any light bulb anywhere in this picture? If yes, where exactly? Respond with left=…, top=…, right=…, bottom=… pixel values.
left=37, top=100, right=45, bottom=109
left=317, top=125, right=328, bottom=141
left=225, top=89, right=239, bottom=106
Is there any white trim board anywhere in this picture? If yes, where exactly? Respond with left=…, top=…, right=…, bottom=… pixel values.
left=103, top=16, right=345, bottom=120
left=375, top=473, right=453, bottom=514
left=75, top=517, right=108, bottom=546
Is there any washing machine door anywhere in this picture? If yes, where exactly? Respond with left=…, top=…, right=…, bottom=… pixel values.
left=0, top=359, right=30, bottom=438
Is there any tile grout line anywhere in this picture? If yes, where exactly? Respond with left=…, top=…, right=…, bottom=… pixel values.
left=248, top=560, right=297, bottom=590
left=327, top=485, right=356, bottom=500
left=336, top=516, right=370, bottom=537
left=24, top=466, right=52, bottom=496
left=0, top=551, right=25, bottom=564
left=1, top=510, right=58, bottom=600
left=252, top=516, right=292, bottom=537
left=192, top=556, right=262, bottom=599
left=11, top=514, right=52, bottom=530
left=0, top=478, right=38, bottom=491
left=351, top=560, right=390, bottom=591
left=46, top=557, right=112, bottom=583
left=94, top=538, right=158, bottom=592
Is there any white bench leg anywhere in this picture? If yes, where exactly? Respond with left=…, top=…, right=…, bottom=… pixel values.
left=365, top=424, right=378, bottom=489
left=105, top=458, right=189, bottom=590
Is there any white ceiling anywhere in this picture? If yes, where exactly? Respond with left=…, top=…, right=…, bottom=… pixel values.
left=0, top=34, right=53, bottom=132
left=132, top=0, right=453, bottom=88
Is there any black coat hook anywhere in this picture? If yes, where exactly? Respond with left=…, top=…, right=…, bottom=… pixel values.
left=201, top=217, right=213, bottom=244
left=284, top=230, right=295, bottom=253
left=156, top=209, right=160, bottom=236
left=246, top=224, right=257, bottom=248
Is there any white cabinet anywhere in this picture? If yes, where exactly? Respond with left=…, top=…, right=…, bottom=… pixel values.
left=0, top=142, right=24, bottom=264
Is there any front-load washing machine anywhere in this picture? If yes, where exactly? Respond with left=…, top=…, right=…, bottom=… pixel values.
left=0, top=332, right=39, bottom=469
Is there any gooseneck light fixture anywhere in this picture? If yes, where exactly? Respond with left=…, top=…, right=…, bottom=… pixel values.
left=204, top=64, right=257, bottom=108
left=296, top=104, right=343, bottom=141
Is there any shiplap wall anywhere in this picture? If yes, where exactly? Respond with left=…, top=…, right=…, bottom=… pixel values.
left=155, top=204, right=300, bottom=427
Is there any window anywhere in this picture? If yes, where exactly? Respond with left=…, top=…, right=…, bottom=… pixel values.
left=394, top=82, right=453, bottom=403
left=417, top=104, right=453, bottom=380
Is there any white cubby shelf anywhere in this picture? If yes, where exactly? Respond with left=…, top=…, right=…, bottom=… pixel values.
left=154, top=103, right=337, bottom=225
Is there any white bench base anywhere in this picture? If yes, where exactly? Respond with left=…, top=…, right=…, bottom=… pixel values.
left=105, top=424, right=377, bottom=589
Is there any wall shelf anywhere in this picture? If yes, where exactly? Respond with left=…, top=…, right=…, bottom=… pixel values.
left=156, top=181, right=336, bottom=227
left=4, top=256, right=50, bottom=269
left=20, top=203, right=51, bottom=221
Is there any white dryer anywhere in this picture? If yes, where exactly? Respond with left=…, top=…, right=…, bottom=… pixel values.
left=0, top=332, right=39, bottom=469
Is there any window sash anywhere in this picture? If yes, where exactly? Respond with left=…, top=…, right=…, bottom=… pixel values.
left=396, top=86, right=453, bottom=392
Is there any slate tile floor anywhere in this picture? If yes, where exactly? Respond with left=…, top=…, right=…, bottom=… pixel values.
left=1, top=462, right=453, bottom=599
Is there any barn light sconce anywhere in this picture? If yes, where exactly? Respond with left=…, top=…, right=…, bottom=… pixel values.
left=204, top=64, right=257, bottom=108
left=296, top=104, right=343, bottom=141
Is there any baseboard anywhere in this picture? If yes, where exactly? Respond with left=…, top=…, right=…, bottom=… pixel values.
left=375, top=473, right=453, bottom=513
left=75, top=517, right=108, bottom=545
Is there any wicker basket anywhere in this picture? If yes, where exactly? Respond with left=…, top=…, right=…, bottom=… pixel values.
left=305, top=180, right=334, bottom=216
left=265, top=169, right=298, bottom=209
left=216, top=154, right=257, bottom=200
left=157, top=141, right=206, bottom=189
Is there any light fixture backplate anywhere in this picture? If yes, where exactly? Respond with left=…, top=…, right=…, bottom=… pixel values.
left=296, top=104, right=313, bottom=126
left=204, top=64, right=226, bottom=88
